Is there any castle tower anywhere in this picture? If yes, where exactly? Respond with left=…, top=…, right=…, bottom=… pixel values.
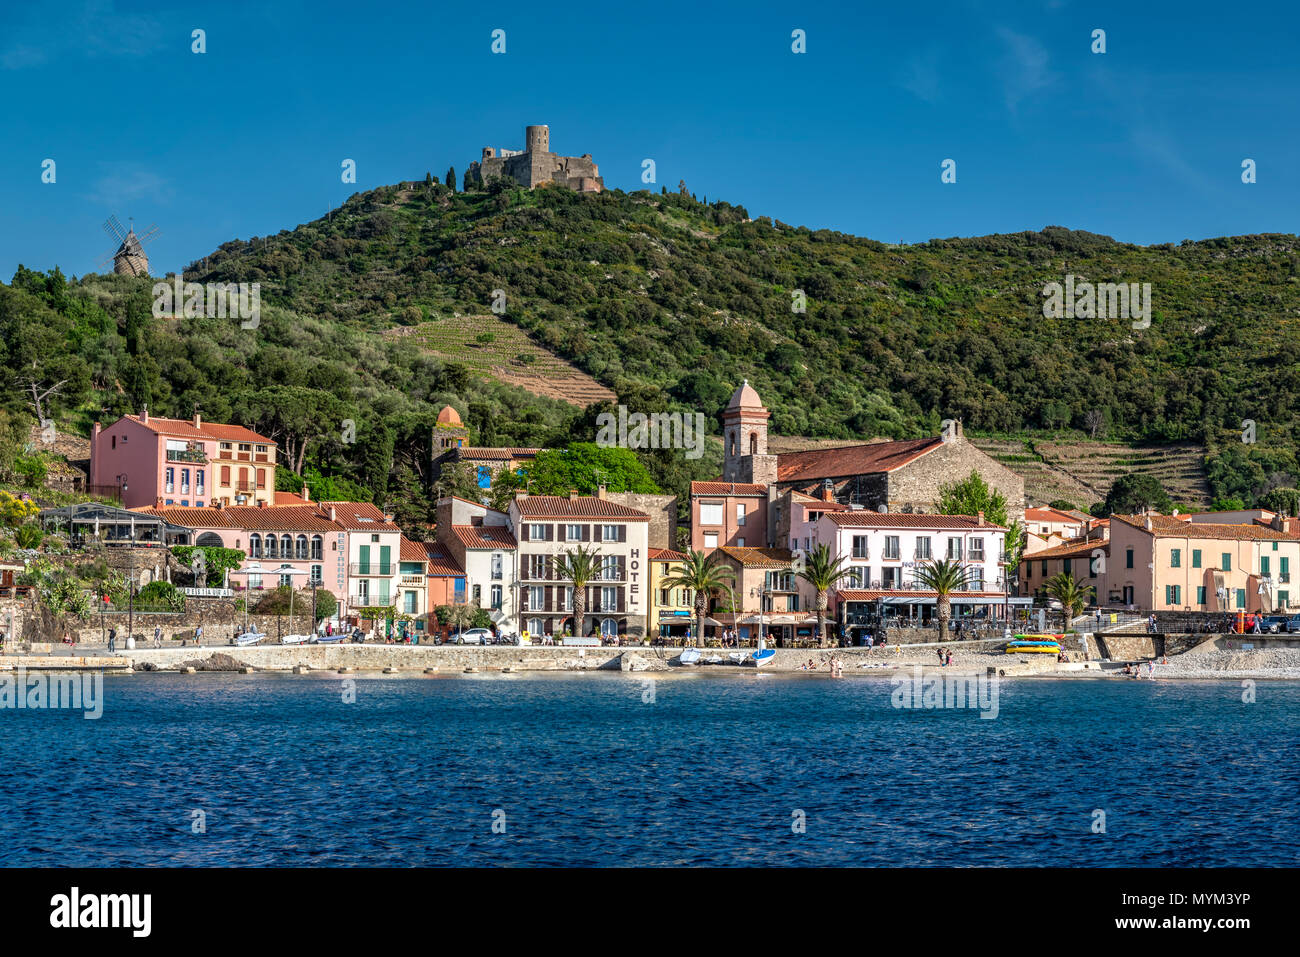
left=722, top=380, right=776, bottom=484
left=431, top=404, right=470, bottom=479
left=525, top=125, right=549, bottom=154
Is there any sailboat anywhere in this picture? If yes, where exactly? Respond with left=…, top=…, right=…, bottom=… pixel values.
left=746, top=629, right=776, bottom=668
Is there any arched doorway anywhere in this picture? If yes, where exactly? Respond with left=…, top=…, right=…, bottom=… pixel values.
left=195, top=532, right=224, bottom=547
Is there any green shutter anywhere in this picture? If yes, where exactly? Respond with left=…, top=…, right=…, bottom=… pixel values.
left=359, top=544, right=370, bottom=574
left=1192, top=549, right=1201, bottom=568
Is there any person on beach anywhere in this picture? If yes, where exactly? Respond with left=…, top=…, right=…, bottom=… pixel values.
left=153, top=624, right=161, bottom=648
left=945, top=650, right=952, bottom=667
left=107, top=625, right=116, bottom=654
left=195, top=624, right=203, bottom=646
left=937, top=647, right=946, bottom=666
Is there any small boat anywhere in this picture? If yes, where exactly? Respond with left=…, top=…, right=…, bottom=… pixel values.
left=747, top=648, right=777, bottom=668
left=704, top=654, right=723, bottom=665
left=728, top=652, right=746, bottom=664
left=233, top=631, right=266, bottom=647
left=280, top=633, right=312, bottom=645
left=312, top=633, right=346, bottom=644
left=1005, top=634, right=1061, bottom=654
left=678, top=648, right=702, bottom=665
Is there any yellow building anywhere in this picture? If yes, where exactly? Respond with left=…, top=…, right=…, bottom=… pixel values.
left=649, top=548, right=694, bottom=640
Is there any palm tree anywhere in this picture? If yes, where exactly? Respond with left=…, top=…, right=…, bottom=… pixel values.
left=555, top=544, right=602, bottom=639
left=914, top=558, right=970, bottom=643
left=796, top=543, right=855, bottom=648
left=662, top=549, right=735, bottom=647
left=1043, top=573, right=1095, bottom=621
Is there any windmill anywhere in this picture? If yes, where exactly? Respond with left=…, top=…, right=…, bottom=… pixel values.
left=100, top=215, right=159, bottom=276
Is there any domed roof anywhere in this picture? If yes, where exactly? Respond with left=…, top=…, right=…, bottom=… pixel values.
left=725, top=379, right=764, bottom=412
left=436, top=405, right=463, bottom=426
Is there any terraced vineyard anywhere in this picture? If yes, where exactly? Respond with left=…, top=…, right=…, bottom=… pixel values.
left=384, top=316, right=615, bottom=408
left=973, top=438, right=1210, bottom=509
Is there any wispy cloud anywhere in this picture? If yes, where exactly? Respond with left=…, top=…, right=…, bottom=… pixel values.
left=87, top=162, right=174, bottom=208
left=898, top=49, right=944, bottom=103
left=994, top=27, right=1058, bottom=112
left=0, top=0, right=164, bottom=70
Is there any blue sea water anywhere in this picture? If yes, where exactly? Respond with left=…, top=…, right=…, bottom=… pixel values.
left=1, top=672, right=1297, bottom=867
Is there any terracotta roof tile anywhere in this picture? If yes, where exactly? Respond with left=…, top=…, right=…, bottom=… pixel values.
left=224, top=505, right=341, bottom=532
left=514, top=495, right=649, bottom=520
left=122, top=414, right=274, bottom=445
left=133, top=506, right=241, bottom=528
left=825, top=512, right=1005, bottom=530
left=457, top=447, right=543, bottom=461
left=776, top=437, right=942, bottom=483
left=452, top=525, right=517, bottom=549
left=690, top=481, right=767, bottom=496
left=715, top=546, right=795, bottom=568
left=1111, top=513, right=1300, bottom=541
left=400, top=536, right=428, bottom=562
left=1024, top=538, right=1107, bottom=560
left=649, top=548, right=689, bottom=561
left=318, top=501, right=400, bottom=532
left=424, top=544, right=465, bottom=576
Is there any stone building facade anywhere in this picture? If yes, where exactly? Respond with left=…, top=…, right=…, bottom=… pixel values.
left=466, top=125, right=604, bottom=193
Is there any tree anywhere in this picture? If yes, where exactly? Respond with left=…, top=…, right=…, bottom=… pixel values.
left=14, top=523, right=43, bottom=549
left=555, top=544, right=601, bottom=639
left=136, top=580, right=186, bottom=612
left=935, top=471, right=1009, bottom=526
left=662, top=549, right=735, bottom=647
left=914, top=558, right=969, bottom=643
left=517, top=443, right=661, bottom=497
left=434, top=461, right=486, bottom=503
left=1102, top=473, right=1173, bottom=517
left=1003, top=517, right=1027, bottom=596
left=1260, top=487, right=1300, bottom=517
left=170, top=546, right=246, bottom=587
left=795, top=543, right=854, bottom=648
left=1044, top=573, right=1094, bottom=619
left=446, top=167, right=456, bottom=193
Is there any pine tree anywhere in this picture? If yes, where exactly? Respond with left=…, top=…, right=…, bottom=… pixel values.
left=446, top=166, right=456, bottom=193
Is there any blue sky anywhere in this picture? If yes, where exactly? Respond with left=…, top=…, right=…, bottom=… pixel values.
left=2, top=0, right=1296, bottom=278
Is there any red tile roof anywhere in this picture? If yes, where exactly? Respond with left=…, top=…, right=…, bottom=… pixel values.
left=275, top=491, right=310, bottom=506
left=1023, top=538, right=1107, bottom=560
left=690, top=481, right=768, bottom=496
left=715, top=546, right=796, bottom=568
left=650, top=548, right=688, bottom=561
left=776, top=437, right=941, bottom=483
left=122, top=414, right=274, bottom=445
left=1025, top=506, right=1083, bottom=525
left=514, top=495, right=649, bottom=520
left=423, top=544, right=465, bottom=576
left=133, top=506, right=241, bottom=528
left=400, top=536, right=428, bottom=562
left=1111, top=513, right=1299, bottom=541
left=225, top=505, right=341, bottom=532
left=457, top=447, right=542, bottom=461
left=824, top=512, right=1005, bottom=530
left=451, top=525, right=517, bottom=549
left=318, top=501, right=400, bottom=532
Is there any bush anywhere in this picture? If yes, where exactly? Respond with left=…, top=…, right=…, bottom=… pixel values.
left=13, top=524, right=43, bottom=549
left=134, top=580, right=185, bottom=612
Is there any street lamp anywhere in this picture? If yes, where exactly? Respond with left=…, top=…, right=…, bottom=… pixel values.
left=268, top=564, right=308, bottom=640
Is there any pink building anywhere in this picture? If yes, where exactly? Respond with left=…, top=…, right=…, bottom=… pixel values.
left=89, top=410, right=278, bottom=509
left=689, top=481, right=769, bottom=551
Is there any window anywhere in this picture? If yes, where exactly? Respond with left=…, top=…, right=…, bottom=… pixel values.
left=1192, top=549, right=1201, bottom=568
left=881, top=567, right=899, bottom=589
left=527, top=618, right=544, bottom=636
left=736, top=504, right=746, bottom=526
left=180, top=469, right=190, bottom=494
left=660, top=588, right=670, bottom=605
left=1236, top=588, right=1246, bottom=608
left=560, top=587, right=573, bottom=611
left=1126, top=548, right=1134, bottom=569
left=311, top=535, right=323, bottom=560
left=700, top=503, right=723, bottom=525
left=848, top=566, right=868, bottom=588
left=249, top=534, right=262, bottom=558
left=1223, top=553, right=1232, bottom=572
left=947, top=538, right=963, bottom=560
left=1282, top=557, right=1291, bottom=583
left=472, top=584, right=481, bottom=602
left=915, top=537, right=931, bottom=560
left=884, top=536, right=900, bottom=560
left=281, top=535, right=292, bottom=558
left=248, top=574, right=262, bottom=589
left=1041, top=559, right=1047, bottom=575
left=1170, top=548, right=1181, bottom=568
left=265, top=535, right=278, bottom=559
left=602, top=525, right=620, bottom=541
left=1165, top=585, right=1181, bottom=605
left=296, top=535, right=308, bottom=560
left=601, top=586, right=617, bottom=610
left=1261, top=556, right=1271, bottom=577
left=165, top=467, right=174, bottom=493
left=736, top=537, right=746, bottom=547
left=601, top=556, right=620, bottom=580
left=490, top=585, right=502, bottom=610
left=566, top=524, right=582, bottom=540
left=491, top=554, right=503, bottom=580
left=703, top=531, right=719, bottom=548
left=529, top=523, right=546, bottom=540
left=1196, top=586, right=1205, bottom=605
left=1063, top=558, right=1072, bottom=575
left=220, top=465, right=230, bottom=484
left=852, top=536, right=869, bottom=559
left=968, top=570, right=984, bottom=591
left=196, top=469, right=205, bottom=494
left=969, top=537, right=984, bottom=561
left=405, top=591, right=418, bottom=614
left=528, top=586, right=543, bottom=609
left=256, top=468, right=266, bottom=489
left=280, top=574, right=293, bottom=588
left=1280, top=590, right=1290, bottom=607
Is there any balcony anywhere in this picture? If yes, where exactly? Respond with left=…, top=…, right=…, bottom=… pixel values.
left=166, top=448, right=208, bottom=464
left=913, top=549, right=932, bottom=560
left=851, top=549, right=870, bottom=560
left=349, top=594, right=395, bottom=607
left=401, top=574, right=424, bottom=586
left=350, top=563, right=394, bottom=576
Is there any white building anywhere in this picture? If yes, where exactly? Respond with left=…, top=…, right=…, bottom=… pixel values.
left=435, top=496, right=517, bottom=630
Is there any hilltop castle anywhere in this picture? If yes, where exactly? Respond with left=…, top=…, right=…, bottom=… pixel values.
left=466, top=125, right=604, bottom=193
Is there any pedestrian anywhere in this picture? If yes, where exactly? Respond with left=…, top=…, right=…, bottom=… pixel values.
left=946, top=650, right=952, bottom=667
left=107, top=625, right=116, bottom=654
left=195, top=624, right=203, bottom=646
left=153, top=624, right=161, bottom=648
left=937, top=646, right=945, bottom=666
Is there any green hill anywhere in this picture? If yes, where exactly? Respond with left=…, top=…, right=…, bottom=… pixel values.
left=3, top=179, right=1299, bottom=523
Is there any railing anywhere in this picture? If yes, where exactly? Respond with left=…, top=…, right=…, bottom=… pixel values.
left=349, top=563, right=393, bottom=575
left=852, top=549, right=870, bottom=560
left=349, top=594, right=395, bottom=607
left=166, top=449, right=208, bottom=463
left=401, top=574, right=424, bottom=586
left=234, top=481, right=255, bottom=492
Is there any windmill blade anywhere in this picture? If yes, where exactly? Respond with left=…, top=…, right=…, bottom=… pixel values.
left=103, top=215, right=126, bottom=242
left=136, top=224, right=160, bottom=245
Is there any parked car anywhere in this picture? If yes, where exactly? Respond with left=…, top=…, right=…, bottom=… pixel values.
left=1260, top=615, right=1289, bottom=634
left=450, top=628, right=492, bottom=645
left=1285, top=614, right=1300, bottom=633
